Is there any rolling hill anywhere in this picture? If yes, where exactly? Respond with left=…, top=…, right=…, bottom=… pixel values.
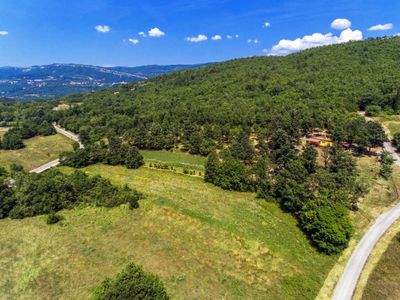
left=0, top=63, right=209, bottom=100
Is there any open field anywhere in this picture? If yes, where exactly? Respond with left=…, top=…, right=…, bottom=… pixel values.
left=141, top=149, right=206, bottom=170
left=362, top=231, right=400, bottom=300
left=0, top=134, right=74, bottom=170
left=373, top=115, right=400, bottom=139
left=0, top=153, right=396, bottom=299
left=0, top=164, right=337, bottom=299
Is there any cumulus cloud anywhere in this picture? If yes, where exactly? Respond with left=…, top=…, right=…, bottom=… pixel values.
left=95, top=25, right=110, bottom=33
left=148, top=27, right=165, bottom=37
left=396, top=33, right=400, bottom=37
left=263, top=22, right=271, bottom=28
left=128, top=38, right=139, bottom=45
left=268, top=28, right=363, bottom=56
left=0, top=31, right=8, bottom=36
left=226, top=35, right=233, bottom=39
left=331, top=18, right=351, bottom=30
left=185, top=34, right=208, bottom=43
left=368, top=23, right=393, bottom=31
left=211, top=35, right=222, bottom=41
left=138, top=31, right=147, bottom=37
left=235, top=34, right=239, bottom=38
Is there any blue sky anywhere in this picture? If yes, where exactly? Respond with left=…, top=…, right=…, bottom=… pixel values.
left=0, top=0, right=399, bottom=67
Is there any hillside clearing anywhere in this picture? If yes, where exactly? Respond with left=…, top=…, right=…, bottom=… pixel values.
left=0, top=164, right=335, bottom=299
left=0, top=134, right=74, bottom=170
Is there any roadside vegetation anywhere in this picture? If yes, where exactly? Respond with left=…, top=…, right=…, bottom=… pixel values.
left=362, top=232, right=400, bottom=300
left=0, top=134, right=73, bottom=170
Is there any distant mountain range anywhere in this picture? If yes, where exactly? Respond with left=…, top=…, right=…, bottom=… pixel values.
left=0, top=63, right=209, bottom=101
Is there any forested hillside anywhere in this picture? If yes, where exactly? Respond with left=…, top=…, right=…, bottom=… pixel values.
left=57, top=37, right=400, bottom=145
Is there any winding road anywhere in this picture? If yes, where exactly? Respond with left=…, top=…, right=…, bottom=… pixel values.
left=333, top=115, right=400, bottom=300
left=29, top=123, right=83, bottom=174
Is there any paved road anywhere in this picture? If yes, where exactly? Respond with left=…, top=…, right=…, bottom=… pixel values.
left=333, top=115, right=400, bottom=300
left=52, top=122, right=84, bottom=149
left=29, top=159, right=60, bottom=174
left=28, top=123, right=83, bottom=174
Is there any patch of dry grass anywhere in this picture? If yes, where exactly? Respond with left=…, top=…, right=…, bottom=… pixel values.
left=362, top=226, right=400, bottom=300
left=0, top=134, right=74, bottom=170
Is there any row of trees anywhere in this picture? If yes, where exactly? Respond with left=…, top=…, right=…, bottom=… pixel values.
left=0, top=167, right=142, bottom=220
left=61, top=136, right=144, bottom=169
left=0, top=121, right=55, bottom=150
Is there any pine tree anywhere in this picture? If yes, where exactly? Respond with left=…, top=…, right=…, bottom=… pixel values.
left=204, top=152, right=220, bottom=183
left=301, top=144, right=317, bottom=174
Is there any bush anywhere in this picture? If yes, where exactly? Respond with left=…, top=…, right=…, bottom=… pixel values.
left=365, top=105, right=382, bottom=117
left=46, top=212, right=64, bottom=224
left=93, top=263, right=169, bottom=300
left=300, top=204, right=353, bottom=254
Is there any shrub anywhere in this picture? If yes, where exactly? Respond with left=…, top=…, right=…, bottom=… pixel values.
left=300, top=204, right=353, bottom=254
left=46, top=212, right=64, bottom=224
left=93, top=263, right=169, bottom=300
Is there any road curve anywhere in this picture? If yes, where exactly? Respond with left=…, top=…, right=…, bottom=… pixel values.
left=28, top=123, right=83, bottom=174
left=52, top=122, right=84, bottom=149
left=333, top=137, right=400, bottom=299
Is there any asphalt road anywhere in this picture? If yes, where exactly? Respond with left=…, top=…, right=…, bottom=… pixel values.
left=29, top=124, right=83, bottom=174
left=333, top=124, right=400, bottom=299
left=29, top=159, right=60, bottom=174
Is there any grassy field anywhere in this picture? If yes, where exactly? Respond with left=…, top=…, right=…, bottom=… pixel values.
left=0, top=164, right=337, bottom=299
left=0, top=152, right=395, bottom=299
left=0, top=134, right=74, bottom=170
left=141, top=150, right=206, bottom=170
left=362, top=232, right=400, bottom=300
left=373, top=115, right=400, bottom=139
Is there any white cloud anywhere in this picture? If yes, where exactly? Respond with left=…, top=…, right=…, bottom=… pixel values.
left=95, top=25, right=110, bottom=33
left=396, top=33, right=400, bottom=37
left=268, top=28, right=363, bottom=56
left=226, top=35, right=233, bottom=39
left=0, top=31, right=8, bottom=36
left=148, top=27, right=165, bottom=37
left=211, top=35, right=222, bottom=41
left=248, top=39, right=259, bottom=44
left=138, top=31, right=147, bottom=37
left=263, top=22, right=271, bottom=28
left=128, top=38, right=139, bottom=45
left=185, top=34, right=208, bottom=43
left=368, top=23, right=393, bottom=31
left=235, top=34, right=239, bottom=38
left=331, top=18, right=351, bottom=30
